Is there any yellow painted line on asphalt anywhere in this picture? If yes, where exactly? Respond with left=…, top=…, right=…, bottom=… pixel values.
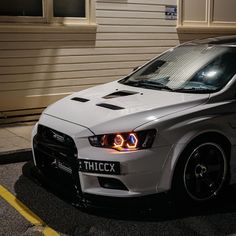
left=0, top=185, right=59, bottom=236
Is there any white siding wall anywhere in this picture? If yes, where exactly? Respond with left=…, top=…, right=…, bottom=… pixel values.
left=0, top=0, right=225, bottom=124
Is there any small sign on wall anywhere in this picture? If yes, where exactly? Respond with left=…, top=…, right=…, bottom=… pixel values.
left=165, top=5, right=177, bottom=20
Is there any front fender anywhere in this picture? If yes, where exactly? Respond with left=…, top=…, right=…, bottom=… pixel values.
left=157, top=126, right=232, bottom=192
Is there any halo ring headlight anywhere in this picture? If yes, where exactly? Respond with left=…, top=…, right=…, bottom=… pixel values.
left=114, top=134, right=125, bottom=148
left=127, top=133, right=138, bottom=149
left=89, top=129, right=156, bottom=152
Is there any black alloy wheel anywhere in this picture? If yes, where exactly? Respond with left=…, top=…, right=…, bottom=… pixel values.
left=183, top=142, right=227, bottom=201
left=173, top=140, right=228, bottom=203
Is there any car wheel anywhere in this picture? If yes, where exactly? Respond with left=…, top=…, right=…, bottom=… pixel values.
left=172, top=140, right=228, bottom=203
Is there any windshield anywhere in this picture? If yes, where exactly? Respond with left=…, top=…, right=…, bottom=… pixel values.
left=119, top=45, right=236, bottom=93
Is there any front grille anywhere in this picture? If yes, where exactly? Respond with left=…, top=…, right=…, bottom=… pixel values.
left=33, top=125, right=82, bottom=196
left=33, top=125, right=77, bottom=173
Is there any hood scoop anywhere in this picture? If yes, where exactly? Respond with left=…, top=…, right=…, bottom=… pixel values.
left=103, top=90, right=138, bottom=99
left=96, top=103, right=125, bottom=110
left=71, top=97, right=90, bottom=103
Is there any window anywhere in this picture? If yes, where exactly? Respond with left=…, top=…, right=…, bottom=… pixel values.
left=0, top=0, right=94, bottom=25
left=178, top=0, right=236, bottom=32
left=53, top=0, right=85, bottom=18
left=120, top=45, right=236, bottom=93
left=0, top=0, right=43, bottom=17
left=190, top=51, right=236, bottom=91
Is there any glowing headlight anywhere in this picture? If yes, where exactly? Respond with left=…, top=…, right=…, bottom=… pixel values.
left=114, top=134, right=125, bottom=148
left=126, top=133, right=138, bottom=149
left=88, top=129, right=156, bottom=151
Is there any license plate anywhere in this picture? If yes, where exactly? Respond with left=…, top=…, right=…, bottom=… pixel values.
left=78, top=159, right=120, bottom=175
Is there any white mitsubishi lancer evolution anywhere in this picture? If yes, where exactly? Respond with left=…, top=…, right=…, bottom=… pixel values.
left=32, top=36, right=236, bottom=204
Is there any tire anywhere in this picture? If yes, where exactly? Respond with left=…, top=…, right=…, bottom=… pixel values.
left=172, top=139, right=228, bottom=203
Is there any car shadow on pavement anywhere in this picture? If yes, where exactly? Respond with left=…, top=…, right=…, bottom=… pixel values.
left=14, top=161, right=236, bottom=236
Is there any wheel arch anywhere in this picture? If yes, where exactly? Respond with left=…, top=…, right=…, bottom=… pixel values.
left=157, top=130, right=232, bottom=192
left=171, top=131, right=232, bottom=188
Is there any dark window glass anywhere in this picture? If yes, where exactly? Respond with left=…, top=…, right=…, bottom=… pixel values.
left=0, top=0, right=42, bottom=16
left=53, top=0, right=85, bottom=17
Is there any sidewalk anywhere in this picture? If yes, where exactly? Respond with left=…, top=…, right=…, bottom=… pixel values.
left=0, top=123, right=35, bottom=164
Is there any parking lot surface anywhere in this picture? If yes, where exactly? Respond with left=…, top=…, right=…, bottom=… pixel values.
left=1, top=160, right=236, bottom=236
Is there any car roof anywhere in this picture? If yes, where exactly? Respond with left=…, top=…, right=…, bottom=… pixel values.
left=186, top=35, right=236, bottom=46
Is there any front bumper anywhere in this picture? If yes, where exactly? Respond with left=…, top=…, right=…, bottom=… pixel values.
left=31, top=163, right=169, bottom=210
left=32, top=114, right=172, bottom=199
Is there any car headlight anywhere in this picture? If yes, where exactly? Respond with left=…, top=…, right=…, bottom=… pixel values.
left=88, top=129, right=156, bottom=151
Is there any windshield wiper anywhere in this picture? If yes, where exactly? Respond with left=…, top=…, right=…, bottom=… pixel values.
left=175, top=87, right=214, bottom=94
left=139, top=81, right=174, bottom=91
left=124, top=80, right=174, bottom=91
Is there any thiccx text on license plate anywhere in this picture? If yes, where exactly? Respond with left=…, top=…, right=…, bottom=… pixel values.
left=78, top=159, right=120, bottom=175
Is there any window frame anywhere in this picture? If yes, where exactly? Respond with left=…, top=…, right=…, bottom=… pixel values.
left=177, top=0, right=236, bottom=33
left=0, top=0, right=94, bottom=26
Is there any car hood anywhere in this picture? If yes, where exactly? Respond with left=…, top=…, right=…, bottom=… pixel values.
left=44, top=81, right=209, bottom=134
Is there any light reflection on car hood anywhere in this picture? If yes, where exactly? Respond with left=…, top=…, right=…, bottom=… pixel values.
left=44, top=81, right=209, bottom=134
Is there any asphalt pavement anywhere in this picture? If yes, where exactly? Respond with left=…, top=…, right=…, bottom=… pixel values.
left=1, top=158, right=236, bottom=236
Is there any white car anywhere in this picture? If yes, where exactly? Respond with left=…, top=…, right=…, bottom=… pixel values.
left=32, top=36, right=236, bottom=204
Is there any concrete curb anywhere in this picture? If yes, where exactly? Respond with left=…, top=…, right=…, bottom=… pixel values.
left=0, top=149, right=32, bottom=164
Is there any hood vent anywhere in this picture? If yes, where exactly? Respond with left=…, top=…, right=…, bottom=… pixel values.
left=96, top=103, right=124, bottom=110
left=103, top=90, right=138, bottom=99
left=71, top=97, right=89, bottom=103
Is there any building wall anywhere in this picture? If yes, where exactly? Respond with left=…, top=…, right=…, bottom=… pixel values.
left=0, top=0, right=226, bottom=124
